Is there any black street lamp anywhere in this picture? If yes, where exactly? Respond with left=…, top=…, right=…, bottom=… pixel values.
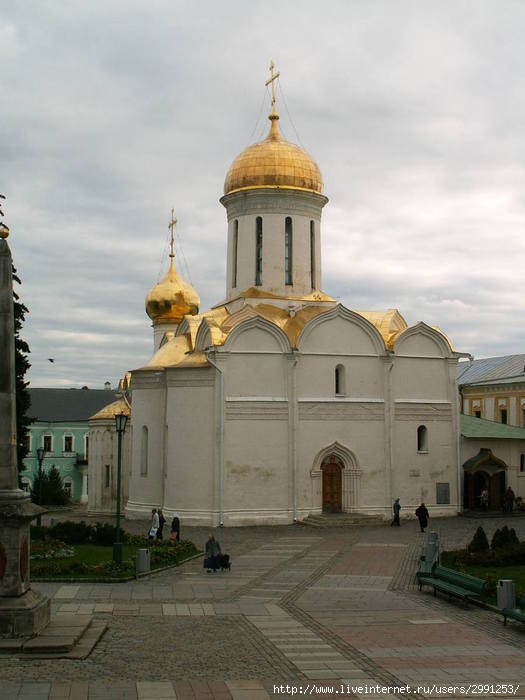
left=113, top=412, right=128, bottom=565
left=36, top=447, right=45, bottom=527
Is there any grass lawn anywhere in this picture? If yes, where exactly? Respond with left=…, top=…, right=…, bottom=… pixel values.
left=441, top=551, right=525, bottom=602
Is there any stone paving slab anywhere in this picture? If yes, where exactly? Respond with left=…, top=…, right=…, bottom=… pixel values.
left=6, top=517, right=525, bottom=697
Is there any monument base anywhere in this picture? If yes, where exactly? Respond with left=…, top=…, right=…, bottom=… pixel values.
left=0, top=588, right=51, bottom=637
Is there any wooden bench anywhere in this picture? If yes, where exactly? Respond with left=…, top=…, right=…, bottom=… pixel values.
left=417, top=565, right=486, bottom=603
left=503, top=597, right=525, bottom=626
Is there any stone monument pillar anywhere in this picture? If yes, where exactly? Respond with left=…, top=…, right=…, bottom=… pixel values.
left=0, top=228, right=50, bottom=637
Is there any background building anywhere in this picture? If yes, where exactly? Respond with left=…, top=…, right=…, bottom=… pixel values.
left=23, top=387, right=116, bottom=503
left=459, top=356, right=525, bottom=510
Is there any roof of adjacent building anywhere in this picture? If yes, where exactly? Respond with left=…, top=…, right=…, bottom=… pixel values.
left=458, top=354, right=525, bottom=385
left=28, top=388, right=118, bottom=423
left=461, top=413, right=525, bottom=440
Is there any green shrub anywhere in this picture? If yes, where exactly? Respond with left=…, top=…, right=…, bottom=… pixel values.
left=491, top=526, right=520, bottom=550
left=92, top=522, right=127, bottom=546
left=48, top=520, right=95, bottom=544
left=468, top=526, right=489, bottom=553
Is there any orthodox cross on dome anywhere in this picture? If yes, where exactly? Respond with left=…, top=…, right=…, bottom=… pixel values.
left=168, top=208, right=177, bottom=259
left=265, top=60, right=280, bottom=116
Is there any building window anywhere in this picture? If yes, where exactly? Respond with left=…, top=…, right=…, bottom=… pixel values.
left=255, top=216, right=263, bottom=286
left=21, top=477, right=30, bottom=492
left=104, top=465, right=110, bottom=488
left=417, top=425, right=428, bottom=452
left=232, top=219, right=238, bottom=288
left=285, top=217, right=293, bottom=285
left=500, top=409, right=508, bottom=425
left=84, top=435, right=89, bottom=462
left=522, top=408, right=525, bottom=428
left=310, top=220, right=316, bottom=289
left=335, top=364, right=346, bottom=396
left=520, top=454, right=525, bottom=473
left=64, top=481, right=72, bottom=498
left=24, top=433, right=31, bottom=453
left=43, top=435, right=52, bottom=452
left=63, top=435, right=73, bottom=452
left=141, top=426, right=149, bottom=476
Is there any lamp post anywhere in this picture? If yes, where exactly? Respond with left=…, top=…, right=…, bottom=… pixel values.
left=113, top=412, right=128, bottom=565
left=36, top=447, right=45, bottom=527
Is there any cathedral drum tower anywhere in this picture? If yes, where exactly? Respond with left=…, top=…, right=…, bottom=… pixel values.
left=220, top=62, right=329, bottom=303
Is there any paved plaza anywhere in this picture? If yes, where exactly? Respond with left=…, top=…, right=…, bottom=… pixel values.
left=1, top=516, right=525, bottom=699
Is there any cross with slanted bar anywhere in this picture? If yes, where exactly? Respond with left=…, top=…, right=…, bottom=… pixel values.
left=265, top=60, right=280, bottom=112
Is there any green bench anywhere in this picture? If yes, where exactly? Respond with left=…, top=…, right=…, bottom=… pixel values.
left=503, top=597, right=525, bottom=626
left=417, top=565, right=486, bottom=603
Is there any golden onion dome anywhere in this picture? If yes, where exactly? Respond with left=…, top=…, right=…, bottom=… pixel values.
left=146, top=258, right=200, bottom=325
left=224, top=112, right=323, bottom=196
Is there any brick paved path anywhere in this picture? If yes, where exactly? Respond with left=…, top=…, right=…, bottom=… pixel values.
left=2, top=516, right=525, bottom=698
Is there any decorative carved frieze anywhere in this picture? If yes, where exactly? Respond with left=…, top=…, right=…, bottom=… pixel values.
left=299, top=402, right=384, bottom=421
left=226, top=400, right=288, bottom=420
left=394, top=402, right=452, bottom=421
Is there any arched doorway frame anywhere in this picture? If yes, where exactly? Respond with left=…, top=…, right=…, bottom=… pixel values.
left=310, top=442, right=361, bottom=513
left=463, top=448, right=507, bottom=511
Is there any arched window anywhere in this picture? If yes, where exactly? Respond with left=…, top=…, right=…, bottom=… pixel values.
left=140, top=426, right=149, bottom=476
left=64, top=480, right=72, bottom=498
left=285, top=217, right=293, bottom=285
left=310, top=220, right=316, bottom=289
left=417, top=425, right=428, bottom=452
left=335, top=364, right=346, bottom=396
left=232, top=219, right=238, bottom=288
left=255, top=217, right=263, bottom=286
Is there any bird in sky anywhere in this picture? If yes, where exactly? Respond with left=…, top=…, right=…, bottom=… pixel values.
left=47, top=358, right=55, bottom=363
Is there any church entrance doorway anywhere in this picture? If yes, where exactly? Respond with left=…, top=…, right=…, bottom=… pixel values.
left=463, top=448, right=507, bottom=511
left=321, top=455, right=343, bottom=513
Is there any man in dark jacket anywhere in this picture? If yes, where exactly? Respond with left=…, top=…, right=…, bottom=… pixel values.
left=415, top=503, right=429, bottom=532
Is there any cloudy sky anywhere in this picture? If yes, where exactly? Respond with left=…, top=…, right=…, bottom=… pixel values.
left=3, top=1, right=525, bottom=388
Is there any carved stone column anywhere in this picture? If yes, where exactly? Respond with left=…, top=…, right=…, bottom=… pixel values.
left=0, top=235, right=50, bottom=637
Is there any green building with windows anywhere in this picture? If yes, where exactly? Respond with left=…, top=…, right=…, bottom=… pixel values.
left=22, top=387, right=117, bottom=503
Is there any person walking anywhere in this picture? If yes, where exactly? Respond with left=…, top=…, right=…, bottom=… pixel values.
left=149, top=508, right=159, bottom=540
left=204, top=534, right=221, bottom=572
left=157, top=509, right=166, bottom=540
left=391, top=498, right=401, bottom=526
left=170, top=513, right=180, bottom=542
left=415, top=502, right=429, bottom=532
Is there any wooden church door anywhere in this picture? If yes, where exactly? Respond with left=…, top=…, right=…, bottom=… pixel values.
left=321, top=456, right=343, bottom=513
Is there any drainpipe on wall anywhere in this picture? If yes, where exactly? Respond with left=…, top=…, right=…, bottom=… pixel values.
left=205, top=348, right=224, bottom=527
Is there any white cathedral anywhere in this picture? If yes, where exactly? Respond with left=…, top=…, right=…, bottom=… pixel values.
left=89, top=70, right=463, bottom=526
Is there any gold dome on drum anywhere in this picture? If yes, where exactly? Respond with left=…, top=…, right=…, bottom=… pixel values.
left=146, top=259, right=200, bottom=325
left=224, top=112, right=323, bottom=196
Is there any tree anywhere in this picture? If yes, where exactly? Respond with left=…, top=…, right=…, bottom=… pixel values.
left=13, top=265, right=32, bottom=483
left=1, top=194, right=32, bottom=485
left=31, top=465, right=69, bottom=506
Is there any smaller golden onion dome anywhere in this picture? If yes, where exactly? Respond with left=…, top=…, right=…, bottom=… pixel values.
left=224, top=111, right=323, bottom=196
left=146, top=258, right=200, bottom=325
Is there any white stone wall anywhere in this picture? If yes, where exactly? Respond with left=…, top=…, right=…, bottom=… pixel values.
left=221, top=189, right=326, bottom=300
